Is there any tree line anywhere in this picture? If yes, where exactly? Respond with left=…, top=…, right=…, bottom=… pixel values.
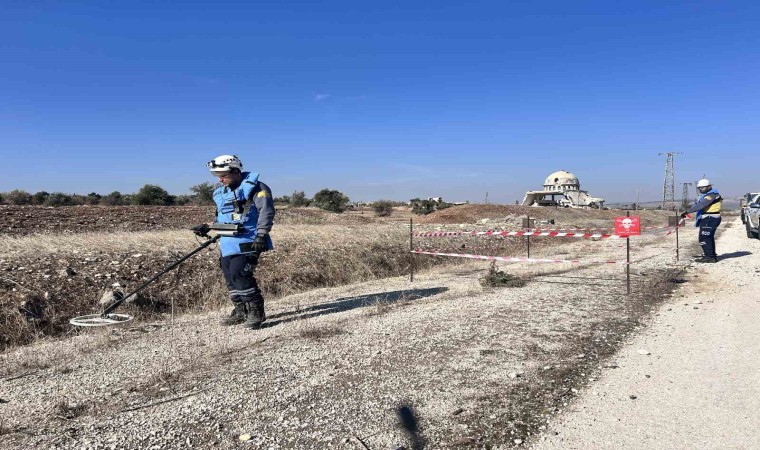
left=0, top=183, right=217, bottom=207
left=0, top=184, right=449, bottom=216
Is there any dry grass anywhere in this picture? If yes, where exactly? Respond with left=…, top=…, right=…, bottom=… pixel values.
left=1, top=223, right=444, bottom=349
left=297, top=320, right=345, bottom=340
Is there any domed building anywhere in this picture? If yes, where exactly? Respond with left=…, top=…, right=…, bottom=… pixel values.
left=522, top=170, right=604, bottom=208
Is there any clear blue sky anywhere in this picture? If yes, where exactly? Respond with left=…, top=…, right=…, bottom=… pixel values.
left=2, top=1, right=758, bottom=203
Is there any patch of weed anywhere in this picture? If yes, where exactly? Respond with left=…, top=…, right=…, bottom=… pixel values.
left=480, top=262, right=527, bottom=288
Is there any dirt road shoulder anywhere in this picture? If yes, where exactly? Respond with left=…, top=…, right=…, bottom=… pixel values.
left=533, top=218, right=760, bottom=449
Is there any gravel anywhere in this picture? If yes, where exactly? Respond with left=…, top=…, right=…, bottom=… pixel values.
left=534, top=217, right=760, bottom=449
left=1, top=222, right=690, bottom=449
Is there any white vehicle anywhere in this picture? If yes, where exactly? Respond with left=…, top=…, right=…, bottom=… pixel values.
left=741, top=192, right=760, bottom=224
left=745, top=193, right=760, bottom=239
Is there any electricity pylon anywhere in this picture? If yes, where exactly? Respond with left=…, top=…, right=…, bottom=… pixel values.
left=659, top=152, right=682, bottom=211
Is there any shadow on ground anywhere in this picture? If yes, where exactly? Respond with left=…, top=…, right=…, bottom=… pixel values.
left=265, top=287, right=449, bottom=327
left=719, top=251, right=751, bottom=260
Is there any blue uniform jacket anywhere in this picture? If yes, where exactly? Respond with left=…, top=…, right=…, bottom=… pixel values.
left=213, top=172, right=275, bottom=256
left=688, top=188, right=721, bottom=227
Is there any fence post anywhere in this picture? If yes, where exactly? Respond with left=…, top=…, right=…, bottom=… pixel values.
left=675, top=212, right=680, bottom=262
left=410, top=218, right=414, bottom=282
left=526, top=215, right=531, bottom=258
left=626, top=211, right=631, bottom=294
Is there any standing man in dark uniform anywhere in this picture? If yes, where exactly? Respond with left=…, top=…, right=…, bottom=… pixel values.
left=681, top=178, right=721, bottom=263
left=193, top=154, right=275, bottom=329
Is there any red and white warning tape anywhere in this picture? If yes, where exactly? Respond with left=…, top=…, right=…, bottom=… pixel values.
left=415, top=230, right=622, bottom=239
left=663, top=218, right=688, bottom=236
left=412, top=250, right=628, bottom=265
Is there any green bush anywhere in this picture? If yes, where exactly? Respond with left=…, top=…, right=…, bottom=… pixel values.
left=290, top=190, right=311, bottom=207
left=190, top=182, right=215, bottom=205
left=100, top=191, right=126, bottom=206
left=44, top=192, right=76, bottom=207
left=372, top=200, right=394, bottom=217
left=173, top=195, right=193, bottom=205
left=480, top=262, right=527, bottom=288
left=133, top=184, right=174, bottom=206
left=85, top=192, right=102, bottom=205
left=32, top=191, right=50, bottom=205
left=274, top=194, right=291, bottom=205
left=5, top=190, right=33, bottom=205
left=313, top=189, right=349, bottom=213
left=410, top=198, right=452, bottom=215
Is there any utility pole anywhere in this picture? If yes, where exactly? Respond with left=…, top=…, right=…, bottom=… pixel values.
left=658, top=152, right=682, bottom=211
left=681, top=182, right=693, bottom=211
left=635, top=188, right=640, bottom=211
left=485, top=192, right=488, bottom=205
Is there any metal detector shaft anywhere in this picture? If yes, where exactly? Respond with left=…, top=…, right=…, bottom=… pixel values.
left=102, top=235, right=220, bottom=316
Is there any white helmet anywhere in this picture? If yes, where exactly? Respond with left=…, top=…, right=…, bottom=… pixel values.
left=207, top=154, right=243, bottom=176
left=696, top=178, right=711, bottom=188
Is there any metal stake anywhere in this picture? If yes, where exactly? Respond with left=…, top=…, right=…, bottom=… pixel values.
left=675, top=212, right=680, bottom=262
left=526, top=215, right=531, bottom=258
left=626, top=211, right=631, bottom=294
left=409, top=218, right=414, bottom=282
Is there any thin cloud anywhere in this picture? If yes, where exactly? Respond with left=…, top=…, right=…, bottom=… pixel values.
left=314, top=93, right=331, bottom=101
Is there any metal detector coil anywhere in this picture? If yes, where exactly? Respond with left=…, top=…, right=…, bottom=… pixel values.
left=70, top=313, right=133, bottom=327
left=70, top=235, right=220, bottom=327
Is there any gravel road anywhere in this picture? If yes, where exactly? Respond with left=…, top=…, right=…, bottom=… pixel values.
left=533, top=217, right=760, bottom=449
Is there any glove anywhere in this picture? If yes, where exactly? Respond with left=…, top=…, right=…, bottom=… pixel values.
left=251, top=234, right=268, bottom=252
left=192, top=223, right=210, bottom=237
left=679, top=212, right=688, bottom=219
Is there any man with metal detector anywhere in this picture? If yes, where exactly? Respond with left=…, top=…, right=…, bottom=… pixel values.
left=680, top=178, right=722, bottom=263
left=193, top=155, right=275, bottom=329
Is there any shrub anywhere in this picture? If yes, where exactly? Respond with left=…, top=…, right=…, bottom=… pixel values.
left=32, top=191, right=50, bottom=205
left=290, top=191, right=310, bottom=207
left=69, top=194, right=87, bottom=206
left=189, top=182, right=215, bottom=205
left=85, top=192, right=101, bottom=205
left=480, top=262, right=527, bottom=288
left=410, top=198, right=452, bottom=215
left=313, top=189, right=349, bottom=213
left=372, top=200, right=394, bottom=217
left=173, top=195, right=193, bottom=206
left=44, top=192, right=76, bottom=207
left=5, top=190, right=33, bottom=205
left=100, top=191, right=126, bottom=206
left=274, top=195, right=291, bottom=205
left=133, top=184, right=174, bottom=206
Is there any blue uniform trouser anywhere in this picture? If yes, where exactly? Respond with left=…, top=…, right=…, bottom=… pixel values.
left=220, top=252, right=263, bottom=304
left=698, top=216, right=721, bottom=258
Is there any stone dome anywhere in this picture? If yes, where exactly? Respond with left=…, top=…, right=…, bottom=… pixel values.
left=543, top=170, right=580, bottom=191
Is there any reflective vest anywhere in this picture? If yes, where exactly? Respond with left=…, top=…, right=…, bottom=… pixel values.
left=213, top=172, right=261, bottom=256
left=695, top=188, right=721, bottom=226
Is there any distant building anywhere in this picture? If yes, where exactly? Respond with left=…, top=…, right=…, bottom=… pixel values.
left=522, top=170, right=604, bottom=208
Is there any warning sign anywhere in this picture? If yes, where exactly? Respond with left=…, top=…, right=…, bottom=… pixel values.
left=615, top=216, right=641, bottom=236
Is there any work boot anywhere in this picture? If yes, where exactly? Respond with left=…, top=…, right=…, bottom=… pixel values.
left=695, top=256, right=718, bottom=263
left=220, top=302, right=247, bottom=326
left=244, top=300, right=265, bottom=329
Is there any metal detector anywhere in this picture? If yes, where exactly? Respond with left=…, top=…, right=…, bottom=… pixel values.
left=70, top=234, right=221, bottom=327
